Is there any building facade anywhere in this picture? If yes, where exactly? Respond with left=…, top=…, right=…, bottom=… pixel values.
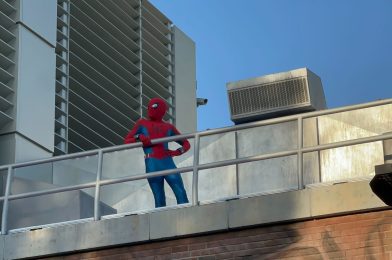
left=0, top=0, right=196, bottom=164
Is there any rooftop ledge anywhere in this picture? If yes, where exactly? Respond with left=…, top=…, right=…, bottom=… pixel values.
left=0, top=180, right=388, bottom=259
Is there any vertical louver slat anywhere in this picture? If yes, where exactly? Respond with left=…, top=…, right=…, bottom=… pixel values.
left=0, top=0, right=16, bottom=129
left=54, top=0, right=70, bottom=155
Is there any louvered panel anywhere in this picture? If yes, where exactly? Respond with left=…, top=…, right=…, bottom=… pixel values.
left=0, top=95, right=12, bottom=111
left=0, top=81, right=13, bottom=97
left=0, top=0, right=15, bottom=130
left=70, top=27, right=139, bottom=85
left=68, top=115, right=114, bottom=148
left=97, top=0, right=139, bottom=30
left=90, top=0, right=139, bottom=41
left=227, top=68, right=326, bottom=124
left=142, top=0, right=171, bottom=25
left=69, top=77, right=133, bottom=132
left=142, top=72, right=173, bottom=99
left=69, top=53, right=139, bottom=108
left=0, top=9, right=14, bottom=28
left=229, top=78, right=309, bottom=117
left=71, top=1, right=140, bottom=55
left=141, top=17, right=170, bottom=45
left=54, top=0, right=70, bottom=155
left=116, top=0, right=140, bottom=19
left=0, top=0, right=16, bottom=16
left=142, top=61, right=173, bottom=89
left=143, top=39, right=172, bottom=67
left=69, top=64, right=139, bottom=120
left=68, top=102, right=125, bottom=144
left=67, top=140, right=84, bottom=154
left=142, top=83, right=173, bottom=103
left=69, top=15, right=139, bottom=73
left=143, top=50, right=172, bottom=78
left=68, top=127, right=100, bottom=152
left=67, top=0, right=142, bottom=152
left=142, top=28, right=172, bottom=57
left=0, top=24, right=15, bottom=42
left=142, top=6, right=171, bottom=35
left=70, top=39, right=139, bottom=95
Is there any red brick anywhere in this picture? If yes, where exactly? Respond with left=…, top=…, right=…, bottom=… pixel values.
left=215, top=252, right=234, bottom=259
left=172, top=245, right=189, bottom=253
left=379, top=224, right=392, bottom=232
left=171, top=251, right=191, bottom=259
left=189, top=242, right=207, bottom=251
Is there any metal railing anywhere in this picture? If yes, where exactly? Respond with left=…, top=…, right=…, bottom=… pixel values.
left=0, top=98, right=391, bottom=234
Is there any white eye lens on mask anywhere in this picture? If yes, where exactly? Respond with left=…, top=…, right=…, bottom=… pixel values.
left=152, top=103, right=158, bottom=109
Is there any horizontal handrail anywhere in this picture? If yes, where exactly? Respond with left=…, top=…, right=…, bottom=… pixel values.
left=2, top=130, right=391, bottom=202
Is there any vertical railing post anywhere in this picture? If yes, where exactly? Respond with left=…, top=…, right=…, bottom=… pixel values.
left=1, top=166, right=13, bottom=235
left=235, top=131, right=240, bottom=196
left=297, top=117, right=304, bottom=189
left=94, top=150, right=103, bottom=221
left=192, top=134, right=200, bottom=206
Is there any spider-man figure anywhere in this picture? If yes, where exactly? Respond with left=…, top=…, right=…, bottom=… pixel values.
left=124, top=98, right=190, bottom=208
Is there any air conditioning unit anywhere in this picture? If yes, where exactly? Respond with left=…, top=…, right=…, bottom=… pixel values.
left=227, top=68, right=327, bottom=124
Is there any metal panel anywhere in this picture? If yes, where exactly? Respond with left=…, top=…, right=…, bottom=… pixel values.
left=18, top=0, right=57, bottom=46
left=317, top=104, right=392, bottom=182
left=15, top=26, right=56, bottom=152
left=227, top=68, right=326, bottom=124
left=173, top=26, right=197, bottom=133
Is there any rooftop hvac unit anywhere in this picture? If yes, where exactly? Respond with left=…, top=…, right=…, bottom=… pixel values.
left=227, top=68, right=327, bottom=124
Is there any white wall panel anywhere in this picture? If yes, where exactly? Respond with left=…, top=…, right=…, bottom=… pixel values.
left=18, top=0, right=57, bottom=46
left=173, top=26, right=196, bottom=133
left=16, top=26, right=56, bottom=152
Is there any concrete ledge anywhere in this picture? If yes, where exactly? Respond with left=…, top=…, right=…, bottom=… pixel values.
left=0, top=181, right=388, bottom=259
left=4, top=214, right=149, bottom=260
left=229, top=189, right=311, bottom=228
left=150, top=203, right=228, bottom=239
left=309, top=181, right=386, bottom=216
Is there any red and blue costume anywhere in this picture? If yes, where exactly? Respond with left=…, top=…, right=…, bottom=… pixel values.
left=124, top=98, right=190, bottom=208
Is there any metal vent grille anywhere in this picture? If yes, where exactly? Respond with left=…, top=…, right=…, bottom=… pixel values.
left=229, top=77, right=309, bottom=117
left=0, top=0, right=16, bottom=130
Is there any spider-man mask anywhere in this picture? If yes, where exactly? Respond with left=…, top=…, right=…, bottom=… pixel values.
left=147, top=98, right=167, bottom=121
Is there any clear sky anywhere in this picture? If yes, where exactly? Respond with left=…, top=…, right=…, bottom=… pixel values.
left=150, top=0, right=392, bottom=132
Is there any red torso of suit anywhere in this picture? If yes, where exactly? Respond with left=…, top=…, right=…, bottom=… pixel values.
left=124, top=119, right=190, bottom=159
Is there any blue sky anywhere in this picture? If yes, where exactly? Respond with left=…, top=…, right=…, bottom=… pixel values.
left=150, top=0, right=392, bottom=131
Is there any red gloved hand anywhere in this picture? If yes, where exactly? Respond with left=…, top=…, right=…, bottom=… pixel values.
left=167, top=148, right=184, bottom=157
left=138, top=134, right=152, bottom=147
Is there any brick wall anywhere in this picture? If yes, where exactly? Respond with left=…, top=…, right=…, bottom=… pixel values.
left=44, top=209, right=392, bottom=260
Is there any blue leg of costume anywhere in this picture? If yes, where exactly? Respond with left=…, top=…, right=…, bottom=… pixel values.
left=145, top=157, right=189, bottom=208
